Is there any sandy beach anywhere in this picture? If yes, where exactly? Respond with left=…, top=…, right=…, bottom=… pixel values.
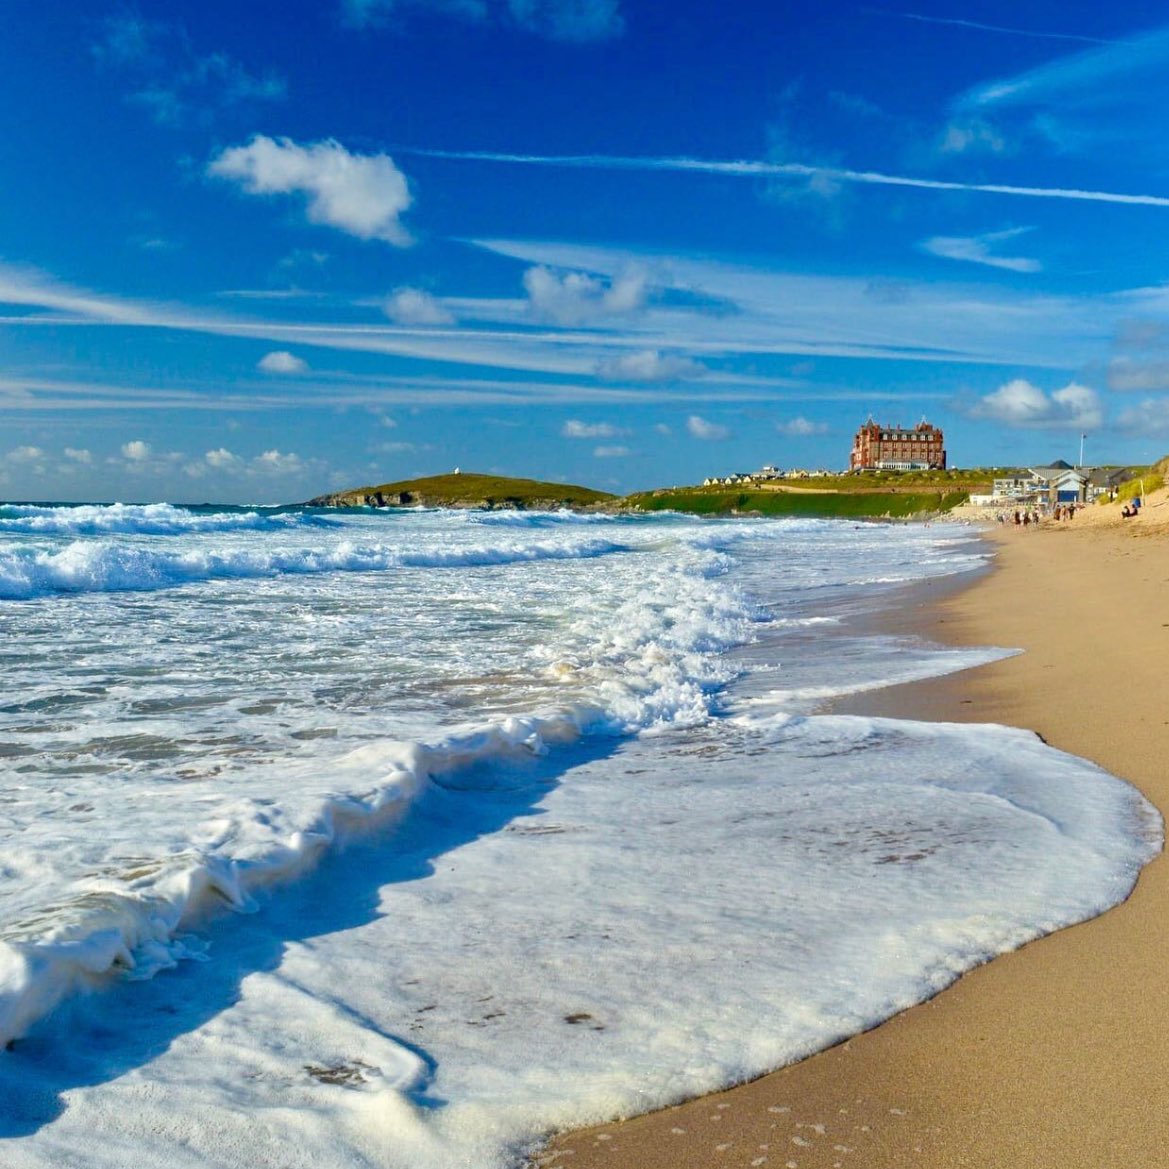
left=537, top=503, right=1169, bottom=1168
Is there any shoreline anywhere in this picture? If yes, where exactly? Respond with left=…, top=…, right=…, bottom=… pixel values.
left=537, top=519, right=1169, bottom=1168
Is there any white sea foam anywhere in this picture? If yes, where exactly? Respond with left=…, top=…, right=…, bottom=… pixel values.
left=0, top=507, right=1157, bottom=1169
left=0, top=533, right=637, bottom=599
left=0, top=502, right=336, bottom=537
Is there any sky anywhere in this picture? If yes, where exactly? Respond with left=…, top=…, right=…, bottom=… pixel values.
left=4, top=1, right=1169, bottom=502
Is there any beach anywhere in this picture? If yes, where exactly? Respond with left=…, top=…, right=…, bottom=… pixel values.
left=537, top=508, right=1169, bottom=1168
left=0, top=503, right=1158, bottom=1168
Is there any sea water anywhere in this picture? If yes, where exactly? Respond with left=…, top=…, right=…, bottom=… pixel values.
left=0, top=504, right=1158, bottom=1168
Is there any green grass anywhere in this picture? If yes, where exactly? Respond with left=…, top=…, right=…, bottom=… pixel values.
left=622, top=488, right=969, bottom=519
left=313, top=472, right=616, bottom=507
left=1110, top=471, right=1164, bottom=503
left=806, top=468, right=1002, bottom=493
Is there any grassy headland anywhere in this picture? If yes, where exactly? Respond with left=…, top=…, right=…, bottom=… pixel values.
left=306, top=472, right=616, bottom=511
left=306, top=469, right=995, bottom=518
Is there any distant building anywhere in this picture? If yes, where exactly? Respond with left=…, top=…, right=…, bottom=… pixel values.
left=850, top=418, right=946, bottom=471
left=987, top=465, right=1131, bottom=507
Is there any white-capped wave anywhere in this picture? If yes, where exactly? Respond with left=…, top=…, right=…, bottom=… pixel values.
left=0, top=535, right=634, bottom=599
left=0, top=503, right=337, bottom=537
left=0, top=530, right=756, bottom=1048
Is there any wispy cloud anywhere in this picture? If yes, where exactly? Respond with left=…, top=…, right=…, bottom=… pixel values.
left=561, top=419, right=627, bottom=438
left=94, top=15, right=285, bottom=127
left=949, top=23, right=1169, bottom=161
left=343, top=0, right=622, bottom=41
left=938, top=118, right=1009, bottom=156
left=595, top=349, right=705, bottom=381
left=1116, top=398, right=1169, bottom=433
left=209, top=136, right=414, bottom=245
left=343, top=0, right=488, bottom=29
left=687, top=415, right=730, bottom=440
left=776, top=416, right=828, bottom=437
left=959, top=25, right=1169, bottom=111
left=874, top=10, right=1113, bottom=46
left=920, top=227, right=1040, bottom=272
left=414, top=148, right=1169, bottom=208
left=507, top=0, right=623, bottom=42
left=1109, top=359, right=1169, bottom=392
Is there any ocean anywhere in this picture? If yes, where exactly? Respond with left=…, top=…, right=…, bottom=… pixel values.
left=0, top=503, right=1159, bottom=1168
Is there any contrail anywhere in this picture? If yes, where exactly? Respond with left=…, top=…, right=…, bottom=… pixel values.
left=871, top=10, right=1113, bottom=45
left=410, top=149, right=1169, bottom=209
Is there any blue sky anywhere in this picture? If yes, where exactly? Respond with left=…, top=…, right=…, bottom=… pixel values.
left=4, top=1, right=1169, bottom=502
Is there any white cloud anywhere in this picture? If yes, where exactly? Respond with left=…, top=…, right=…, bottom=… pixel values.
left=253, top=449, right=304, bottom=473
left=385, top=287, right=454, bottom=326
left=966, top=378, right=1102, bottom=429
left=687, top=415, right=730, bottom=440
left=523, top=265, right=646, bottom=325
left=654, top=422, right=672, bottom=436
left=776, top=416, right=828, bottom=437
left=596, top=349, right=705, bottom=381
left=258, top=350, right=309, bottom=374
left=561, top=419, right=626, bottom=438
left=122, top=440, right=151, bottom=461
left=205, top=447, right=243, bottom=469
left=209, top=136, right=413, bottom=245
left=507, top=0, right=623, bottom=42
left=7, top=445, right=45, bottom=464
left=593, top=444, right=631, bottom=458
left=64, top=447, right=93, bottom=464
left=921, top=227, right=1040, bottom=273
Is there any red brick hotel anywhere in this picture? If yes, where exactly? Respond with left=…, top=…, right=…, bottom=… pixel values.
left=849, top=419, right=946, bottom=471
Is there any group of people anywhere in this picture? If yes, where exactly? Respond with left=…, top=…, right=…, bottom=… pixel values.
left=997, top=503, right=1080, bottom=528
left=1122, top=498, right=1142, bottom=519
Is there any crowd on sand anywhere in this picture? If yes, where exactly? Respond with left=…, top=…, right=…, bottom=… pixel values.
left=947, top=485, right=1169, bottom=533
left=997, top=503, right=1085, bottom=528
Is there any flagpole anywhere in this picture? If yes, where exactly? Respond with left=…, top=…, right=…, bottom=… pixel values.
left=1079, top=433, right=1085, bottom=468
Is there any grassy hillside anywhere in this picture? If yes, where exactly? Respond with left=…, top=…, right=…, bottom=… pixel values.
left=308, top=469, right=991, bottom=518
left=307, top=472, right=616, bottom=510
left=623, top=487, right=970, bottom=519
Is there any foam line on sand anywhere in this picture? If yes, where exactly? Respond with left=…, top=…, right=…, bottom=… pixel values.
left=535, top=516, right=1169, bottom=1168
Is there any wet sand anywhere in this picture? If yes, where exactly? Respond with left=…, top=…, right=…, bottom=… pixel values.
left=536, top=508, right=1169, bottom=1168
